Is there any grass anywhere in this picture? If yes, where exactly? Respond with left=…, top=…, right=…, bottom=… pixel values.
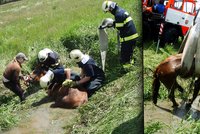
left=68, top=56, right=143, bottom=134
left=175, top=119, right=200, bottom=133
left=0, top=0, right=143, bottom=133
left=144, top=121, right=164, bottom=134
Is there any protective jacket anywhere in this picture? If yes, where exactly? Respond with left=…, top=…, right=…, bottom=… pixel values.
left=77, top=55, right=105, bottom=81
left=41, top=51, right=60, bottom=69
left=51, top=66, right=66, bottom=84
left=111, top=5, right=138, bottom=43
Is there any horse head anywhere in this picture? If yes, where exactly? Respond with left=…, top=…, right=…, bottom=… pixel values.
left=24, top=65, right=46, bottom=86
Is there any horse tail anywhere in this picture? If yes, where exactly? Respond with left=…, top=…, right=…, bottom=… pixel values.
left=152, top=70, right=160, bottom=105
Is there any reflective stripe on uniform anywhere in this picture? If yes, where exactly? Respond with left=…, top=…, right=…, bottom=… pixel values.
left=124, top=17, right=132, bottom=24
left=124, top=12, right=129, bottom=16
left=115, top=16, right=132, bottom=28
left=115, top=23, right=124, bottom=27
left=120, top=33, right=139, bottom=42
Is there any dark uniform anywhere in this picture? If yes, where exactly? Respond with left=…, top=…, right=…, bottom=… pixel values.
left=111, top=5, right=138, bottom=64
left=40, top=51, right=60, bottom=70
left=3, top=59, right=25, bottom=101
left=74, top=55, right=105, bottom=97
left=40, top=51, right=65, bottom=90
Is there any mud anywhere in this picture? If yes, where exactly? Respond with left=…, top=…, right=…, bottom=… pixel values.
left=3, top=102, right=78, bottom=134
left=145, top=96, right=200, bottom=133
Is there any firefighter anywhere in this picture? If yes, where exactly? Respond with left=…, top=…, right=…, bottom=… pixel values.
left=38, top=48, right=70, bottom=94
left=2, top=52, right=28, bottom=102
left=62, top=49, right=105, bottom=97
left=153, top=0, right=165, bottom=14
left=38, top=48, right=60, bottom=70
left=101, top=1, right=139, bottom=65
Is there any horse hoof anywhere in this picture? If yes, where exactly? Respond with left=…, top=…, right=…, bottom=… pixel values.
left=152, top=100, right=157, bottom=105
left=185, top=102, right=192, bottom=109
left=50, top=103, right=59, bottom=108
left=172, top=103, right=179, bottom=108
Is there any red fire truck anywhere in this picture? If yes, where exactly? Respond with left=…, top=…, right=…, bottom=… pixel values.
left=143, top=0, right=197, bottom=47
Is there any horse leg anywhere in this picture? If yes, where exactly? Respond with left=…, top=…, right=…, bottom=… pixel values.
left=168, top=89, right=178, bottom=107
left=167, top=80, right=179, bottom=107
left=51, top=95, right=75, bottom=108
left=48, top=83, right=61, bottom=99
left=190, top=78, right=200, bottom=105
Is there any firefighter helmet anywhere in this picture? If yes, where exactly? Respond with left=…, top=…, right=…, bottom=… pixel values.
left=39, top=70, right=54, bottom=88
left=102, top=1, right=116, bottom=12
left=40, top=75, right=50, bottom=88
left=69, top=49, right=84, bottom=62
left=38, top=50, right=48, bottom=62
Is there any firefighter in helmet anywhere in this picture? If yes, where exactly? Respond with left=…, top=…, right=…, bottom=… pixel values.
left=101, top=1, right=139, bottom=65
left=153, top=0, right=165, bottom=14
left=38, top=48, right=60, bottom=70
left=38, top=48, right=70, bottom=95
left=62, top=49, right=105, bottom=97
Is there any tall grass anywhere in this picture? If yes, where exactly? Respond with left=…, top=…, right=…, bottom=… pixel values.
left=0, top=0, right=143, bottom=132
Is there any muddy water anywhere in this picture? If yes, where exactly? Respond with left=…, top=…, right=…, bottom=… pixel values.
left=145, top=96, right=200, bottom=133
left=3, top=102, right=78, bottom=134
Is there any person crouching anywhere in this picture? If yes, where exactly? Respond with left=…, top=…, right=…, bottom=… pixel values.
left=2, top=52, right=28, bottom=102
left=63, top=49, right=105, bottom=97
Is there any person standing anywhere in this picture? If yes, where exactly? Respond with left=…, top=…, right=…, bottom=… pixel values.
left=153, top=0, right=165, bottom=14
left=101, top=1, right=139, bottom=65
left=2, top=52, right=28, bottom=102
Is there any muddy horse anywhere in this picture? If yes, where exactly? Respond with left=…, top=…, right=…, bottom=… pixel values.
left=27, top=65, right=88, bottom=108
left=152, top=53, right=200, bottom=107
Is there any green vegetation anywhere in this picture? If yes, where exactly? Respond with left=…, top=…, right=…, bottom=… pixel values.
left=144, top=121, right=164, bottom=134
left=0, top=0, right=142, bottom=133
left=175, top=119, right=200, bottom=133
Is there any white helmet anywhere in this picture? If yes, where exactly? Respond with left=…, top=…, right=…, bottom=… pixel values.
left=40, top=75, right=50, bottom=88
left=102, top=1, right=116, bottom=12
left=38, top=50, right=48, bottom=62
left=69, top=49, right=84, bottom=62
left=43, top=48, right=53, bottom=53
left=101, top=18, right=114, bottom=28
left=39, top=70, right=54, bottom=88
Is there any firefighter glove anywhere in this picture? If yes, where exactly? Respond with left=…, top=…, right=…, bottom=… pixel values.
left=62, top=79, right=78, bottom=88
left=100, top=18, right=114, bottom=29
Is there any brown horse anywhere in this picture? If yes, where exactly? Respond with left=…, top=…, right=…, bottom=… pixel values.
left=49, top=84, right=88, bottom=108
left=27, top=65, right=88, bottom=108
left=152, top=53, right=200, bottom=107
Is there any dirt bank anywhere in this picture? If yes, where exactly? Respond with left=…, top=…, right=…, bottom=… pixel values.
left=145, top=96, right=200, bottom=133
left=3, top=100, right=78, bottom=134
